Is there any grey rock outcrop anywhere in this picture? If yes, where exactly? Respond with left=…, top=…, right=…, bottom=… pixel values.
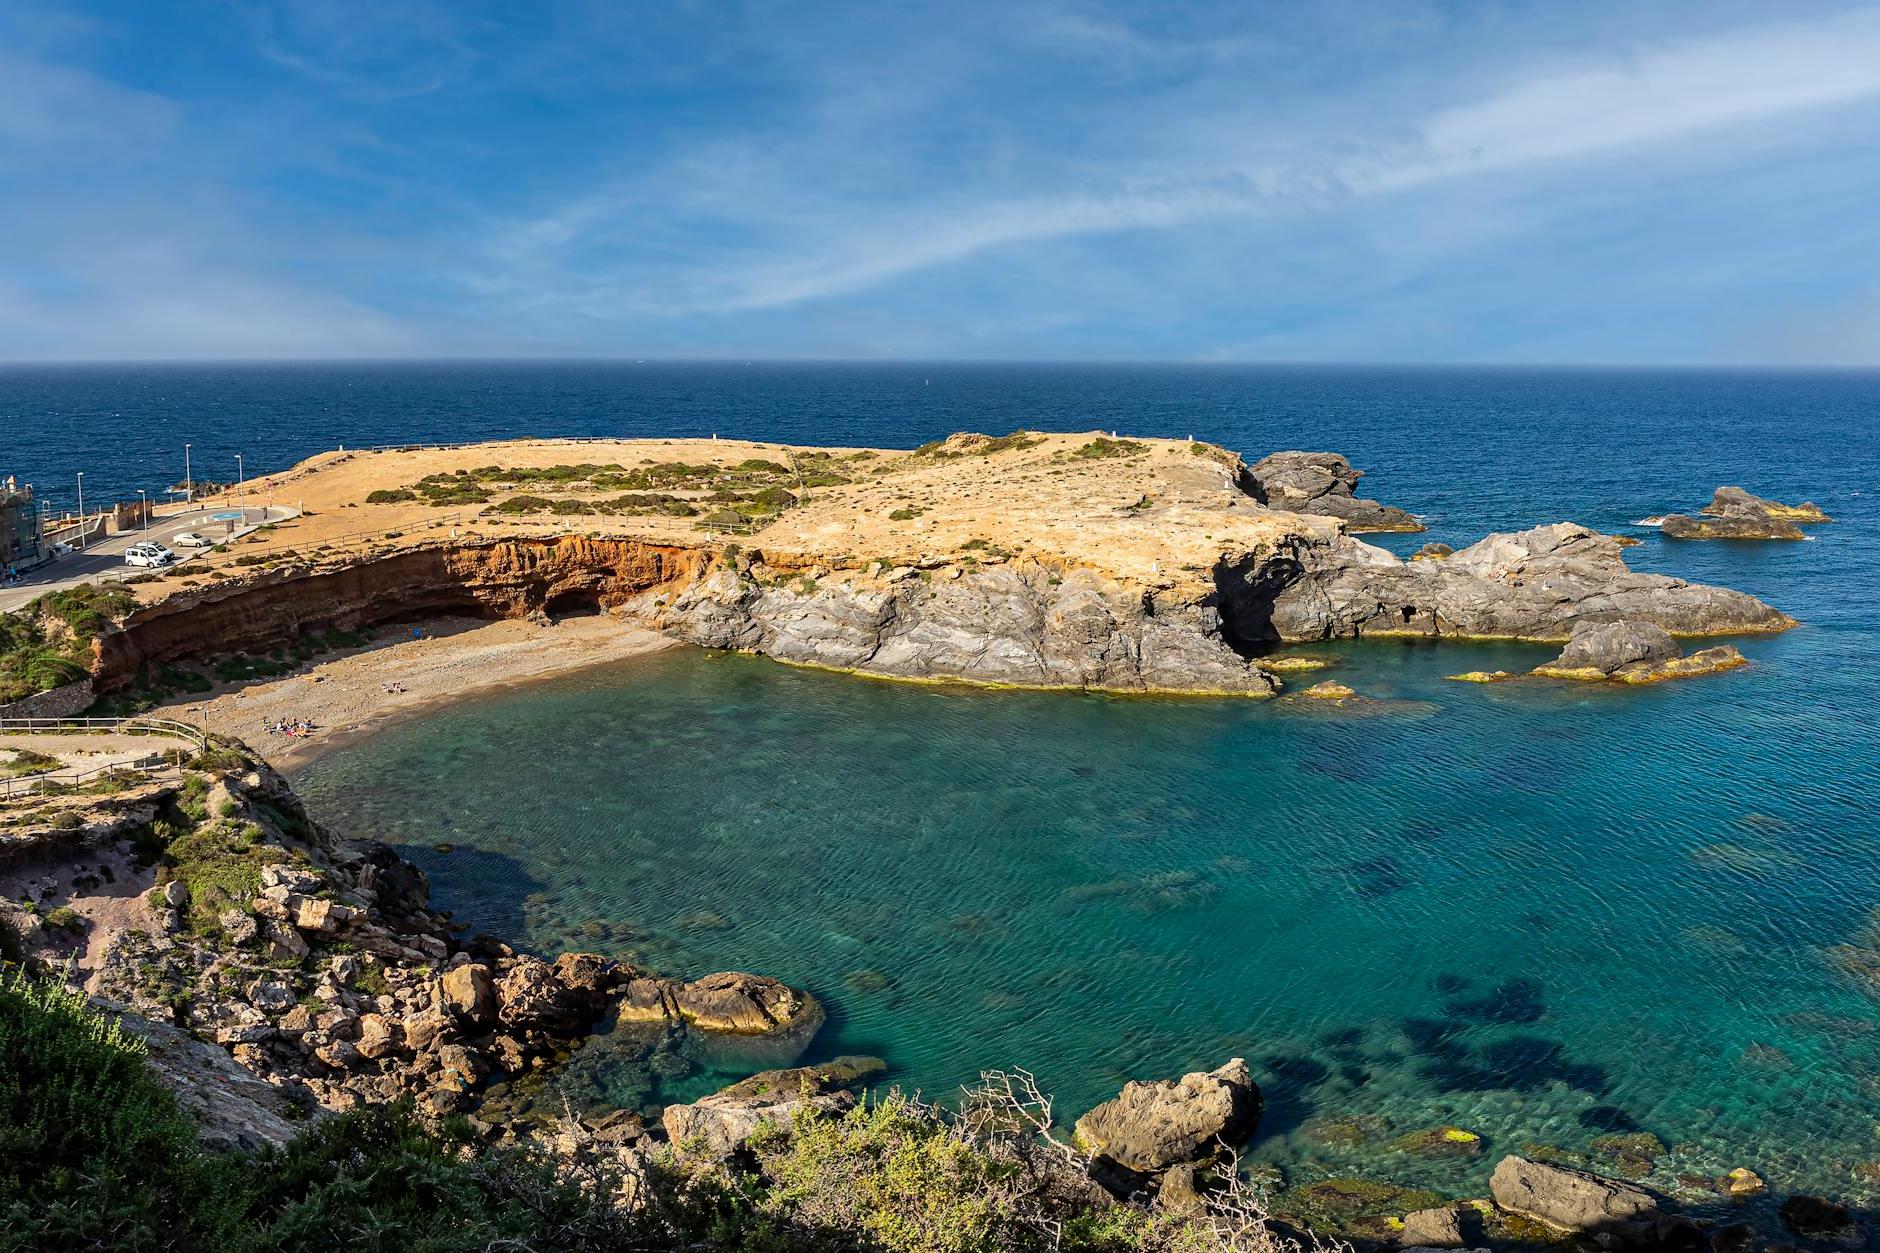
left=662, top=562, right=1278, bottom=696
left=1532, top=619, right=1748, bottom=684
left=1661, top=512, right=1804, bottom=540
left=1660, top=485, right=1830, bottom=540
left=1247, top=452, right=1423, bottom=532
left=1545, top=620, right=1679, bottom=674
left=1239, top=522, right=1791, bottom=644
left=1072, top=1059, right=1261, bottom=1181
left=1400, top=1205, right=1467, bottom=1248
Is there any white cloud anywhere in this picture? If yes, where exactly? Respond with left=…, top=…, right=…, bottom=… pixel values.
left=1366, top=8, right=1880, bottom=188
left=477, top=9, right=1880, bottom=323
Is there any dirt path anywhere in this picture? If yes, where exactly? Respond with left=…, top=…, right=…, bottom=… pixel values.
left=165, top=613, right=678, bottom=771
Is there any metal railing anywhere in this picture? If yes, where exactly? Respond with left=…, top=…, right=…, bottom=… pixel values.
left=0, top=715, right=208, bottom=748
left=0, top=716, right=206, bottom=799
left=0, top=754, right=183, bottom=801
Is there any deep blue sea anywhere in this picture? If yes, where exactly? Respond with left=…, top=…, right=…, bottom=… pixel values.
left=8, top=362, right=1880, bottom=1223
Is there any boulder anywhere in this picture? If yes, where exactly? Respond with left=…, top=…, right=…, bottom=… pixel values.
left=441, top=963, right=499, bottom=1028
left=1488, top=1155, right=1657, bottom=1234
left=1400, top=1205, right=1466, bottom=1248
left=220, top=909, right=259, bottom=946
left=1248, top=452, right=1423, bottom=533
left=672, top=971, right=821, bottom=1035
left=1538, top=620, right=1678, bottom=678
left=1072, top=1059, right=1261, bottom=1179
left=495, top=954, right=623, bottom=1033
left=355, top=1013, right=405, bottom=1060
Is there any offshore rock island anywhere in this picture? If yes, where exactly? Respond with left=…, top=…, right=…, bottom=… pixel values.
left=92, top=431, right=1792, bottom=701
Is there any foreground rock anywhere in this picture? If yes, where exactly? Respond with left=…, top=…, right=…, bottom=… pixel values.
left=1660, top=485, right=1831, bottom=540
left=1248, top=451, right=1423, bottom=532
left=1532, top=619, right=1747, bottom=684
left=1072, top=1059, right=1260, bottom=1190
left=1489, top=1155, right=1702, bottom=1248
left=661, top=1057, right=883, bottom=1158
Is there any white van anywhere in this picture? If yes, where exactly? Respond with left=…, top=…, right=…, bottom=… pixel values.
left=124, top=542, right=177, bottom=568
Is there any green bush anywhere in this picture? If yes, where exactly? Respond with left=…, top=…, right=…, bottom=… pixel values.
left=0, top=970, right=205, bottom=1250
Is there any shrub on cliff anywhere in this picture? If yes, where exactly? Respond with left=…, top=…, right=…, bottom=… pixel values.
left=0, top=969, right=206, bottom=1250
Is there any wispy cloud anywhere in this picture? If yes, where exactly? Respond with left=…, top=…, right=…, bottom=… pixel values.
left=473, top=7, right=1880, bottom=327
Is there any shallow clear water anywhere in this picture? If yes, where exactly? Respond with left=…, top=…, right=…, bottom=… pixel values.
left=12, top=361, right=1878, bottom=1214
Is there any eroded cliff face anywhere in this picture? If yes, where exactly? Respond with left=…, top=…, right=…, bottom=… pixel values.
left=94, top=537, right=704, bottom=691
left=656, top=560, right=1278, bottom=695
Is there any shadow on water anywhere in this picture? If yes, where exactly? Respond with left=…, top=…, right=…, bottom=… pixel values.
left=395, top=842, right=545, bottom=942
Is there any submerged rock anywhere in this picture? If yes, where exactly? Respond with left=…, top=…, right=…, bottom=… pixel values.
left=1489, top=1155, right=1680, bottom=1244
left=1531, top=620, right=1747, bottom=684
left=1248, top=451, right=1424, bottom=532
left=1301, top=680, right=1357, bottom=700
left=1779, top=1194, right=1855, bottom=1240
left=1072, top=1058, right=1261, bottom=1181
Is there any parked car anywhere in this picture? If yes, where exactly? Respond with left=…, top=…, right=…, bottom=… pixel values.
left=124, top=542, right=177, bottom=568
left=170, top=531, right=211, bottom=547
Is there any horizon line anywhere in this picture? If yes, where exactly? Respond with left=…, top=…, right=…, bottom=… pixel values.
left=3, top=356, right=1880, bottom=373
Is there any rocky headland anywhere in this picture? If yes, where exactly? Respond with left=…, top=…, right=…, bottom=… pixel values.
left=72, top=432, right=1791, bottom=706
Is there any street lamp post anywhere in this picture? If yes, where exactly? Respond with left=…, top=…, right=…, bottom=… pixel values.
left=75, top=472, right=84, bottom=550
left=236, top=454, right=245, bottom=514
left=184, top=444, right=193, bottom=503
left=138, top=489, right=149, bottom=530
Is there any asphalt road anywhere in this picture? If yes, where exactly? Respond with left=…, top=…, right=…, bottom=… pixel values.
left=0, top=505, right=284, bottom=613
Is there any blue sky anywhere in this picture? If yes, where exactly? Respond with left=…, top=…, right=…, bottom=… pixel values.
left=3, top=1, right=1880, bottom=363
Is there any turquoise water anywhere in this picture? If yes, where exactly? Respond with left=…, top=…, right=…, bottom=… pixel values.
left=74, top=361, right=1860, bottom=1217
